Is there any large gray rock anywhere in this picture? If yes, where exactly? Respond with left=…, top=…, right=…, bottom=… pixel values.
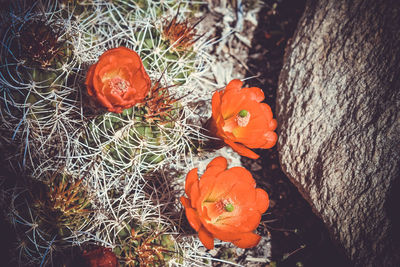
left=276, top=0, right=400, bottom=266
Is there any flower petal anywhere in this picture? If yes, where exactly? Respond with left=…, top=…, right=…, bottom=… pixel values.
left=209, top=209, right=261, bottom=234
left=260, top=131, right=278, bottom=149
left=207, top=156, right=228, bottom=170
left=94, top=90, right=113, bottom=109
left=220, top=91, right=247, bottom=120
left=269, top=118, right=278, bottom=131
left=224, top=139, right=259, bottom=159
left=85, top=64, right=97, bottom=96
left=211, top=91, right=222, bottom=122
left=259, top=103, right=274, bottom=122
left=232, top=232, right=261, bottom=248
left=99, top=47, right=143, bottom=69
left=185, top=208, right=202, bottom=231
left=225, top=79, right=243, bottom=93
left=200, top=173, right=237, bottom=203
left=255, top=188, right=269, bottom=213
left=202, top=202, right=223, bottom=222
left=241, top=87, right=265, bottom=102
left=199, top=157, right=228, bottom=191
left=204, top=228, right=243, bottom=242
left=189, top=179, right=201, bottom=208
left=181, top=196, right=202, bottom=231
left=185, top=168, right=198, bottom=198
left=225, top=167, right=255, bottom=187
left=180, top=196, right=191, bottom=208
left=198, top=226, right=214, bottom=250
left=124, top=67, right=150, bottom=101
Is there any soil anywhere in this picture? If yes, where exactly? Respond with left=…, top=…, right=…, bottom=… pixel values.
left=242, top=1, right=352, bottom=266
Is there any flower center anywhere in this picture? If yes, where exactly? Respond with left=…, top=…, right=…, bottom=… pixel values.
left=109, top=77, right=130, bottom=95
left=236, top=109, right=250, bottom=127
left=215, top=199, right=234, bottom=213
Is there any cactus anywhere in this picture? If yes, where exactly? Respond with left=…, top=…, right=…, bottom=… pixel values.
left=7, top=171, right=91, bottom=265
left=114, top=222, right=178, bottom=266
left=81, top=78, right=200, bottom=175
left=0, top=6, right=78, bottom=172
left=2, top=15, right=73, bottom=106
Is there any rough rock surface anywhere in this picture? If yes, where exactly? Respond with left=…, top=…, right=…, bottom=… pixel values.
left=276, top=0, right=400, bottom=266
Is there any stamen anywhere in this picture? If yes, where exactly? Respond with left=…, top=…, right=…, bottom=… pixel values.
left=215, top=201, right=225, bottom=213
left=109, top=77, right=130, bottom=95
left=236, top=110, right=251, bottom=127
left=215, top=199, right=234, bottom=213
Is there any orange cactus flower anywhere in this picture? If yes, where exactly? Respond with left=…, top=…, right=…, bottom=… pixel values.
left=85, top=47, right=151, bottom=113
left=180, top=156, right=269, bottom=249
left=209, top=79, right=278, bottom=159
